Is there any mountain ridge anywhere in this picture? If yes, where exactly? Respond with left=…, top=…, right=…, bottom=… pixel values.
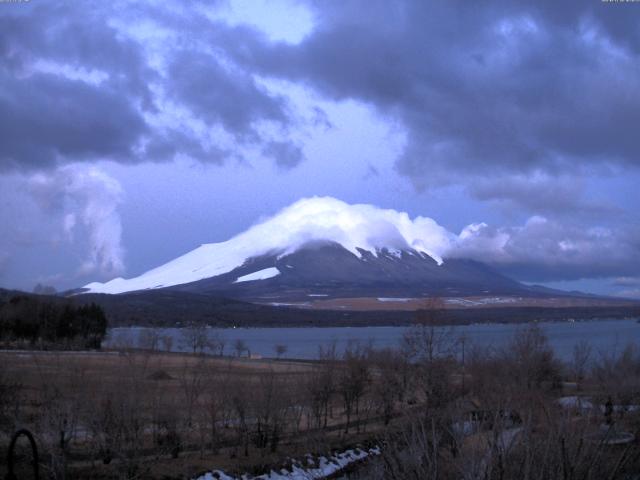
left=82, top=197, right=457, bottom=294
left=78, top=197, right=620, bottom=305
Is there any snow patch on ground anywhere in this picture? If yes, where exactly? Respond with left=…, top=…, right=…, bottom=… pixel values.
left=557, top=396, right=640, bottom=413
left=380, top=248, right=403, bottom=259
left=377, top=297, right=413, bottom=302
left=234, top=267, right=280, bottom=283
left=268, top=302, right=310, bottom=307
left=445, top=297, right=520, bottom=306
left=557, top=396, right=595, bottom=411
left=194, top=446, right=380, bottom=480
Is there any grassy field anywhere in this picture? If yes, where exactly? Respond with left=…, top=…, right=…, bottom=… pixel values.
left=0, top=349, right=386, bottom=479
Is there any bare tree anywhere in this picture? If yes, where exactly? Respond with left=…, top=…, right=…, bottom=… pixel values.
left=32, top=353, right=86, bottom=480
left=252, top=368, right=292, bottom=454
left=306, top=344, right=337, bottom=429
left=138, top=328, right=160, bottom=351
left=274, top=344, right=287, bottom=359
left=228, top=376, right=251, bottom=457
left=571, top=340, right=592, bottom=387
left=503, top=324, right=561, bottom=391
left=178, top=356, right=207, bottom=429
left=402, top=297, right=454, bottom=363
left=201, top=365, right=233, bottom=455
left=402, top=299, right=457, bottom=411
left=592, top=342, right=640, bottom=409
left=339, top=342, right=370, bottom=433
left=108, top=351, right=153, bottom=478
left=181, top=324, right=209, bottom=354
left=370, top=348, right=406, bottom=425
left=234, top=339, right=248, bottom=357
left=209, top=331, right=226, bottom=356
left=160, top=334, right=174, bottom=352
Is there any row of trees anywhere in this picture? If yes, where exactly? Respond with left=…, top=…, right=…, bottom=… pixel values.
left=132, top=324, right=289, bottom=358
left=0, top=295, right=108, bottom=348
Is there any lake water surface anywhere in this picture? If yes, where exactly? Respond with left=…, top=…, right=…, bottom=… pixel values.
left=106, top=318, right=640, bottom=361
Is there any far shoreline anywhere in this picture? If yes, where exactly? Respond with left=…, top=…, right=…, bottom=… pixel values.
left=104, top=304, right=640, bottom=329
left=109, top=314, right=640, bottom=331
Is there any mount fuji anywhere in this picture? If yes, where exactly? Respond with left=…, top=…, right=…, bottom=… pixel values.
left=82, top=197, right=544, bottom=301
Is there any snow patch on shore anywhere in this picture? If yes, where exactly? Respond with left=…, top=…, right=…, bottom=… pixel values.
left=194, top=446, right=380, bottom=480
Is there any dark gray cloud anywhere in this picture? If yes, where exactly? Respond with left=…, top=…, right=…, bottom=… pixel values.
left=167, top=50, right=289, bottom=140
left=0, top=2, right=154, bottom=103
left=0, top=2, right=150, bottom=170
left=0, top=1, right=304, bottom=171
left=227, top=1, right=640, bottom=186
left=0, top=70, right=147, bottom=170
left=467, top=175, right=620, bottom=218
left=143, top=130, right=229, bottom=165
left=4, top=0, right=639, bottom=179
left=261, top=141, right=304, bottom=169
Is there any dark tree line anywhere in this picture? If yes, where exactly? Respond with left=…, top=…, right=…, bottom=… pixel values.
left=0, top=295, right=107, bottom=348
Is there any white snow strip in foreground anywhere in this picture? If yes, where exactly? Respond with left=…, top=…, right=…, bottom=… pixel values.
left=234, top=267, right=280, bottom=283
left=557, top=396, right=640, bottom=413
left=377, top=297, right=413, bottom=302
left=194, top=447, right=380, bottom=480
left=557, top=396, right=595, bottom=411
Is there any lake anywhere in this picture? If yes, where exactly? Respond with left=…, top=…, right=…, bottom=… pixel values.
left=105, top=318, right=640, bottom=361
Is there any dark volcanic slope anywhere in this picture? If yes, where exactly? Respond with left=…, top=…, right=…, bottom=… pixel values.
left=168, top=242, right=548, bottom=301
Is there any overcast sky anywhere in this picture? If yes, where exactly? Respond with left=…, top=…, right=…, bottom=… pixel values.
left=1, top=0, right=639, bottom=298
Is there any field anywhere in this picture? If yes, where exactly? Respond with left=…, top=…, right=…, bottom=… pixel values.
left=2, top=323, right=640, bottom=479
left=0, top=349, right=388, bottom=479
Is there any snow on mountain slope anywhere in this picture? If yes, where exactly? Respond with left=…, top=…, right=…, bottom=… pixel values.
left=234, top=267, right=281, bottom=283
left=83, top=196, right=456, bottom=294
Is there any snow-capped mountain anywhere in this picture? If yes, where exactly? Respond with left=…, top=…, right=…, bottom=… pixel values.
left=82, top=197, right=527, bottom=299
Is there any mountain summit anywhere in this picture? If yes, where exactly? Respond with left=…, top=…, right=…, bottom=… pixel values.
left=82, top=197, right=551, bottom=301
left=84, top=197, right=456, bottom=294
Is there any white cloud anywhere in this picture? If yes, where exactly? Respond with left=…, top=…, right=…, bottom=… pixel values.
left=28, top=165, right=125, bottom=278
left=617, top=288, right=640, bottom=299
